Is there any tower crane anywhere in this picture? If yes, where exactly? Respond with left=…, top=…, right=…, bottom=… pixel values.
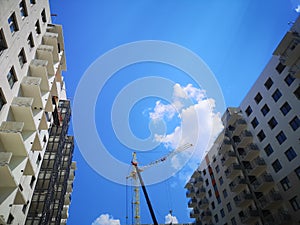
left=127, top=143, right=193, bottom=225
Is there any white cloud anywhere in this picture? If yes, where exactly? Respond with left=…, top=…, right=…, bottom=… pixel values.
left=92, top=214, right=120, bottom=225
left=165, top=213, right=178, bottom=224
left=295, top=4, right=300, bottom=12
left=149, top=101, right=177, bottom=121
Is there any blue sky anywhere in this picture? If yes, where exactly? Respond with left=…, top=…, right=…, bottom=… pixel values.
left=49, top=1, right=299, bottom=224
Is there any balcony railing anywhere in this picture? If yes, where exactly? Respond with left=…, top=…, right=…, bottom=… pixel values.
left=238, top=130, right=253, bottom=147
left=188, top=198, right=197, bottom=208
left=264, top=210, right=291, bottom=225
left=258, top=191, right=282, bottom=209
left=233, top=118, right=247, bottom=135
left=229, top=176, right=247, bottom=192
left=225, top=163, right=241, bottom=179
left=221, top=151, right=237, bottom=167
left=190, top=209, right=200, bottom=218
left=252, top=173, right=274, bottom=192
left=239, top=144, right=259, bottom=161
left=198, top=197, right=209, bottom=209
left=200, top=210, right=212, bottom=222
left=234, top=192, right=253, bottom=207
left=246, top=157, right=267, bottom=176
left=239, top=209, right=259, bottom=224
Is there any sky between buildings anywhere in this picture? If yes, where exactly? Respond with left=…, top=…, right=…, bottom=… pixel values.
left=49, top=1, right=299, bottom=224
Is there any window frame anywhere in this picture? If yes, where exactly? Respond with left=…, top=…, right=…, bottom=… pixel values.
left=272, top=89, right=282, bottom=102
left=289, top=116, right=300, bottom=131
left=251, top=117, right=259, bottom=129
left=257, top=130, right=266, bottom=142
left=7, top=67, right=18, bottom=89
left=18, top=48, right=27, bottom=68
left=276, top=131, right=287, bottom=145
left=254, top=92, right=263, bottom=104
left=264, top=144, right=273, bottom=156
left=285, top=74, right=295, bottom=86
left=264, top=77, right=273, bottom=90
left=272, top=159, right=282, bottom=173
left=285, top=147, right=297, bottom=161
left=268, top=117, right=278, bottom=130
left=8, top=12, right=19, bottom=34
left=261, top=104, right=270, bottom=116
left=280, top=176, right=291, bottom=191
left=280, top=102, right=291, bottom=116
left=19, top=0, right=28, bottom=19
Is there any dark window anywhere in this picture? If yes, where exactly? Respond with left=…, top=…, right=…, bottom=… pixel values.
left=285, top=74, right=295, bottom=86
left=19, top=0, right=28, bottom=18
left=290, top=196, right=300, bottom=211
left=257, top=130, right=266, bottom=142
left=220, top=209, right=225, bottom=218
left=245, top=106, right=252, bottom=116
left=215, top=165, right=220, bottom=173
left=272, top=89, right=282, bottom=102
left=8, top=13, right=19, bottom=34
left=205, top=179, right=209, bottom=186
left=261, top=104, right=270, bottom=116
left=251, top=117, right=259, bottom=129
left=254, top=93, right=263, bottom=104
left=280, top=176, right=291, bottom=191
left=30, top=176, right=36, bottom=188
left=219, top=177, right=223, bottom=185
left=36, top=154, right=41, bottom=165
left=35, top=20, right=41, bottom=34
left=7, top=214, right=14, bottom=224
left=295, top=166, right=300, bottom=180
left=41, top=9, right=47, bottom=23
left=276, top=62, right=286, bottom=74
left=211, top=201, right=215, bottom=209
left=264, top=77, right=273, bottom=90
left=272, top=159, right=282, bottom=173
left=294, top=86, right=300, bottom=100
left=208, top=189, right=212, bottom=197
left=18, top=48, right=27, bottom=68
left=264, top=144, right=274, bottom=156
left=0, top=89, right=6, bottom=111
left=231, top=217, right=237, bottom=225
left=285, top=147, right=297, bottom=161
left=268, top=117, right=278, bottom=129
left=276, top=131, right=287, bottom=145
left=280, top=102, right=291, bottom=115
left=217, top=195, right=221, bottom=204
left=30, top=0, right=36, bottom=5
left=203, top=169, right=206, bottom=175
left=289, top=116, right=300, bottom=131
left=223, top=189, right=228, bottom=198
left=214, top=214, right=219, bottom=223
left=227, top=202, right=232, bottom=212
left=27, top=33, right=34, bottom=48
left=7, top=67, right=17, bottom=88
left=0, top=29, right=8, bottom=54
left=22, top=201, right=29, bottom=214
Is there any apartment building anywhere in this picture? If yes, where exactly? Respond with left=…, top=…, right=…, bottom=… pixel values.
left=185, top=17, right=300, bottom=225
left=0, top=1, right=75, bottom=224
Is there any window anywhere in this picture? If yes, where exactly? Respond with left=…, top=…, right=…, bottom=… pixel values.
left=285, top=74, right=295, bottom=86
left=205, top=179, right=209, bottom=186
left=220, top=209, right=225, bottom=218
left=261, top=104, right=270, bottom=116
left=227, top=202, right=232, bottom=212
left=285, top=147, right=297, bottom=161
left=19, top=0, right=28, bottom=18
left=276, top=62, right=286, bottom=74
left=7, top=67, right=17, bottom=88
left=7, top=214, right=14, bottom=224
left=280, top=102, right=291, bottom=115
left=211, top=201, right=215, bottom=209
left=0, top=29, right=8, bottom=54
left=264, top=144, right=273, bottom=156
left=203, top=169, right=206, bottom=175
left=41, top=9, right=47, bottom=23
left=272, top=159, right=282, bottom=173
left=22, top=201, right=29, bottom=214
left=208, top=189, right=212, bottom=197
left=264, top=77, right=273, bottom=90
left=8, top=13, right=19, bottom=34
left=215, top=165, right=220, bottom=173
left=231, top=217, right=237, bottom=225
left=272, top=89, right=282, bottom=102
left=30, top=176, right=36, bottom=188
left=214, top=214, right=219, bottom=223
left=251, top=117, right=259, bottom=129
left=27, top=33, right=34, bottom=48
left=30, top=0, right=36, bottom=5
left=290, top=196, right=300, bottom=211
left=254, top=93, right=263, bottom=104
left=35, top=20, right=41, bottom=35
left=276, top=131, right=287, bottom=145
left=18, top=48, right=27, bottom=68
left=36, top=154, right=41, bottom=165
left=219, top=177, right=223, bottom=185
left=280, top=176, right=291, bottom=191
left=294, top=86, right=300, bottom=100
left=289, top=116, right=300, bottom=131
left=257, top=130, right=266, bottom=142
left=245, top=106, right=252, bottom=116
left=223, top=189, right=228, bottom=198
left=295, top=166, right=300, bottom=180
left=217, top=195, right=221, bottom=204
left=268, top=117, right=278, bottom=129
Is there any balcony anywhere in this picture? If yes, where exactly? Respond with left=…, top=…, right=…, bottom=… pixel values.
left=225, top=163, right=241, bottom=179
left=194, top=176, right=203, bottom=187
left=264, top=210, right=291, bottom=225
left=258, top=191, right=282, bottom=209
left=221, top=151, right=236, bottom=167
left=198, top=197, right=209, bottom=209
left=246, top=157, right=267, bottom=176
left=188, top=198, right=197, bottom=208
left=190, top=208, right=200, bottom=218
left=219, top=137, right=232, bottom=154
left=185, top=177, right=195, bottom=189
left=0, top=121, right=35, bottom=156
left=239, top=209, right=259, bottom=224
left=30, top=59, right=54, bottom=86
left=186, top=187, right=195, bottom=198
left=64, top=193, right=71, bottom=205
left=229, top=176, right=247, bottom=193
left=222, top=107, right=242, bottom=126
left=239, top=144, right=259, bottom=161
left=252, top=173, right=274, bottom=192
left=61, top=205, right=69, bottom=219
left=233, top=118, right=247, bottom=135
left=238, top=130, right=253, bottom=147
left=234, top=192, right=253, bottom=207
left=200, top=210, right=212, bottom=222
left=288, top=59, right=300, bottom=78
left=196, top=186, right=206, bottom=198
